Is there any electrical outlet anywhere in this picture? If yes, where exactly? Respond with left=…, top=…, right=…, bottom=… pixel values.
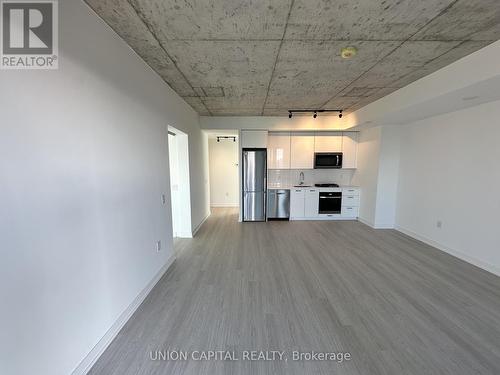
left=161, top=194, right=166, bottom=204
left=156, top=240, right=161, bottom=252
left=436, top=220, right=442, bottom=229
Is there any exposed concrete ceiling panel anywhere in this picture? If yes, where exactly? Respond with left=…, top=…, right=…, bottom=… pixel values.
left=285, top=0, right=455, bottom=40
left=266, top=40, right=400, bottom=109
left=411, top=0, right=500, bottom=41
left=128, top=0, right=292, bottom=40
left=343, top=41, right=462, bottom=89
left=84, top=0, right=500, bottom=116
left=85, top=0, right=196, bottom=97
left=182, top=96, right=211, bottom=115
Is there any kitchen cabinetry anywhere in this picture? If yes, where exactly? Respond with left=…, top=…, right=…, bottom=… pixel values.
left=304, top=189, right=319, bottom=217
left=290, top=187, right=360, bottom=220
left=267, top=131, right=358, bottom=170
left=241, top=130, right=268, bottom=148
left=342, top=132, right=358, bottom=169
left=314, top=132, right=342, bottom=153
left=267, top=132, right=290, bottom=169
left=341, top=188, right=360, bottom=218
left=290, top=189, right=305, bottom=218
left=290, top=132, right=315, bottom=169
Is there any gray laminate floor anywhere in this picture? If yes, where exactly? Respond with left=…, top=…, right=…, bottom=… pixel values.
left=89, top=208, right=500, bottom=375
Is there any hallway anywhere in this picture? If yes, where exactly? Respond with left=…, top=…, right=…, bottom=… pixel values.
left=90, top=208, right=500, bottom=375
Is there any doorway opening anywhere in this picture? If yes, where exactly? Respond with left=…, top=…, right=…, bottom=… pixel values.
left=207, top=131, right=239, bottom=209
left=168, top=126, right=192, bottom=238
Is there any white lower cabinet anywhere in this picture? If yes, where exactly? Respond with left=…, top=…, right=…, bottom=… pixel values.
left=290, top=187, right=360, bottom=220
left=304, top=189, right=319, bottom=218
left=341, top=206, right=358, bottom=218
left=290, top=189, right=305, bottom=218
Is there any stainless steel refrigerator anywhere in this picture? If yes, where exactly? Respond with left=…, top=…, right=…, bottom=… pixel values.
left=242, top=148, right=267, bottom=221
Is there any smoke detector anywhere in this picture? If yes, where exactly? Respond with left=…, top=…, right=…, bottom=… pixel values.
left=341, top=46, right=357, bottom=59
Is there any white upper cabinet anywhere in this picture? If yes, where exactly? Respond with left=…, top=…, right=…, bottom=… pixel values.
left=314, top=132, right=343, bottom=153
left=290, top=132, right=315, bottom=169
left=267, top=132, right=290, bottom=169
left=342, top=132, right=358, bottom=169
left=241, top=130, right=268, bottom=148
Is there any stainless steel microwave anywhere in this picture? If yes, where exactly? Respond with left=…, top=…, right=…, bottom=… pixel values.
left=314, top=152, right=343, bottom=169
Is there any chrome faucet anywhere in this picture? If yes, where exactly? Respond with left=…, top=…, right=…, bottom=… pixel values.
left=299, top=171, right=305, bottom=185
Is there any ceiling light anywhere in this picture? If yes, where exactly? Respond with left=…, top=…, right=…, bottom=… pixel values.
left=341, top=46, right=357, bottom=59
left=288, top=109, right=343, bottom=118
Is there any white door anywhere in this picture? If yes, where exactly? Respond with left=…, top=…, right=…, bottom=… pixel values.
left=304, top=189, right=319, bottom=217
left=290, top=132, right=315, bottom=169
left=290, top=189, right=305, bottom=218
left=342, top=132, right=358, bottom=169
left=267, top=132, right=290, bottom=169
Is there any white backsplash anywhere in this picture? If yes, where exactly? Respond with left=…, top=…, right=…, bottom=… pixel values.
left=268, top=169, right=355, bottom=186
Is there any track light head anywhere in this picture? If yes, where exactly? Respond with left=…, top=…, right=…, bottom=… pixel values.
left=339, top=110, right=343, bottom=119
left=288, top=111, right=292, bottom=119
left=313, top=111, right=317, bottom=119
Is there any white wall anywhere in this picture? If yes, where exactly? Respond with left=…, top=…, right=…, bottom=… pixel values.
left=396, top=100, right=500, bottom=275
left=0, top=0, right=208, bottom=374
left=352, top=127, right=382, bottom=226
left=374, top=127, right=401, bottom=227
left=352, top=126, right=401, bottom=228
left=202, top=115, right=345, bottom=131
left=208, top=138, right=239, bottom=207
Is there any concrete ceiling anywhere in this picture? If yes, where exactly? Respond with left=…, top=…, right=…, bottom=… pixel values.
left=85, top=0, right=500, bottom=116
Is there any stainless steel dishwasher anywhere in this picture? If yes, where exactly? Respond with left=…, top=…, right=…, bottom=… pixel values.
left=267, top=189, right=290, bottom=220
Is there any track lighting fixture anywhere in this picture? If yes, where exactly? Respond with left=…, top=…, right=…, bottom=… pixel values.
left=216, top=136, right=237, bottom=143
left=287, top=109, right=343, bottom=119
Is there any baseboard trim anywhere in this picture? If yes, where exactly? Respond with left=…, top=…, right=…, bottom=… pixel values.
left=358, top=217, right=375, bottom=228
left=210, top=204, right=239, bottom=207
left=71, top=254, right=176, bottom=375
left=395, top=226, right=500, bottom=277
left=192, top=211, right=210, bottom=237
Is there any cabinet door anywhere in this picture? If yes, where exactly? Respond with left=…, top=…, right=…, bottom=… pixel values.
left=290, top=189, right=305, bottom=218
left=304, top=189, right=319, bottom=217
left=267, top=132, right=290, bottom=169
left=290, top=132, right=315, bottom=169
left=342, top=132, right=358, bottom=169
left=341, top=206, right=359, bottom=218
left=241, top=130, right=268, bottom=148
left=314, top=132, right=342, bottom=152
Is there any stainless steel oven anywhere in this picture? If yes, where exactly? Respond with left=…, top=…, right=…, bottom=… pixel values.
left=318, top=191, right=342, bottom=214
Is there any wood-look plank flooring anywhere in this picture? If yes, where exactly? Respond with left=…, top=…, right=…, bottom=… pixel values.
left=90, top=208, right=500, bottom=375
